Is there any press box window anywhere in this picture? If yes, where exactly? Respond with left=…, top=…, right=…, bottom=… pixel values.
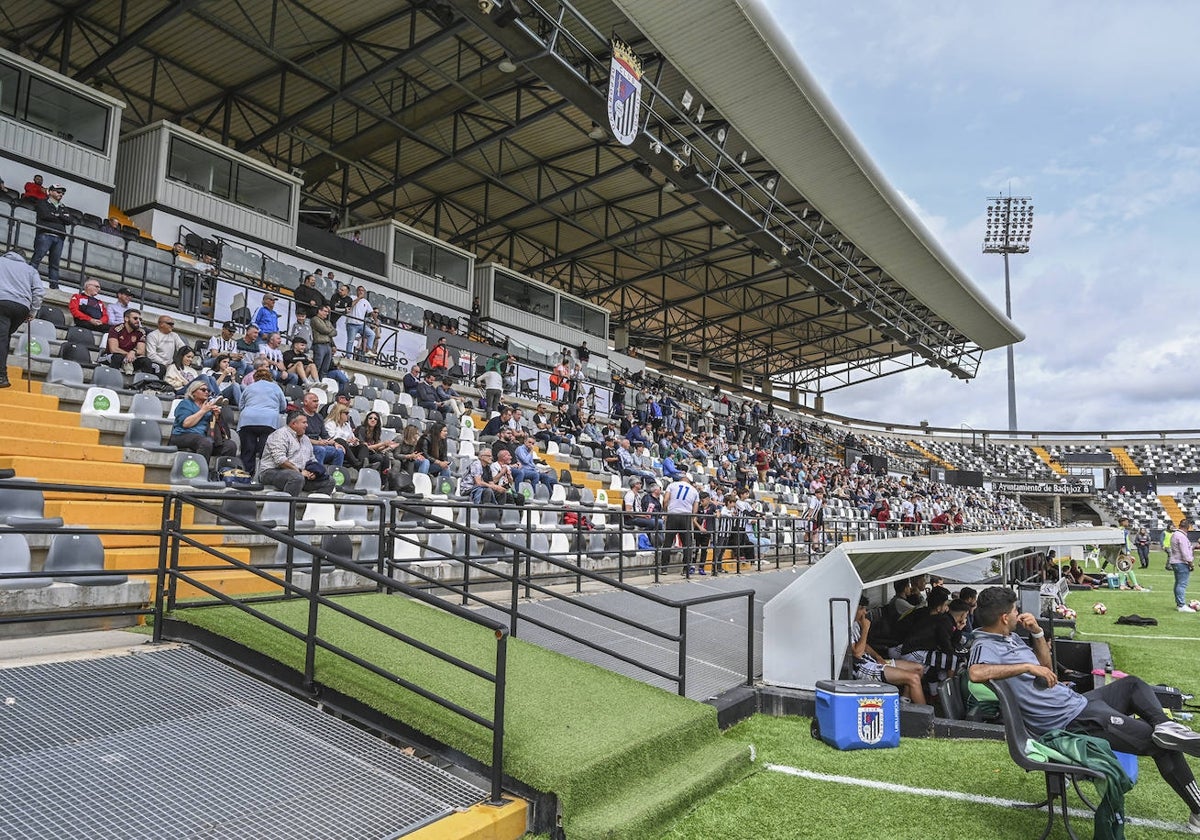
left=24, top=76, right=109, bottom=152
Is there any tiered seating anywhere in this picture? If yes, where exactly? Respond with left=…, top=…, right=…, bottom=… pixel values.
left=919, top=438, right=1059, bottom=480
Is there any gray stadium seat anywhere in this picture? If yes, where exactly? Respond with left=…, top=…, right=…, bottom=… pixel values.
left=123, top=419, right=177, bottom=453
left=0, top=486, right=65, bottom=528
left=46, top=359, right=84, bottom=387
left=0, top=533, right=52, bottom=590
left=168, top=452, right=225, bottom=489
left=44, top=533, right=125, bottom=586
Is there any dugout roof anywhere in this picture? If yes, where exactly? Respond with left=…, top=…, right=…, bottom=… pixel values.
left=3, top=0, right=1022, bottom=393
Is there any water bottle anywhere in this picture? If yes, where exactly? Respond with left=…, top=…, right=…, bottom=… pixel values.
left=1176, top=712, right=1194, bottom=722
left=1104, top=661, right=1114, bottom=686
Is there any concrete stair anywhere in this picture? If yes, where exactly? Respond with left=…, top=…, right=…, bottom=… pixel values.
left=0, top=366, right=264, bottom=600
left=1111, top=447, right=1142, bottom=476
left=906, top=440, right=954, bottom=469
left=1031, top=445, right=1067, bottom=476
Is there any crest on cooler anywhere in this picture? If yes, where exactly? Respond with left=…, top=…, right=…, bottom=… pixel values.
left=606, top=37, right=642, bottom=146
left=856, top=697, right=885, bottom=745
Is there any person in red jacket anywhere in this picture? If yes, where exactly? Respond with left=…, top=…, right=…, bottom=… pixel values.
left=22, top=174, right=47, bottom=201
left=69, top=278, right=109, bottom=333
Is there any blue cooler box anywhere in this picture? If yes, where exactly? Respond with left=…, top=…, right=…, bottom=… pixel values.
left=814, top=680, right=900, bottom=750
left=1114, top=750, right=1138, bottom=784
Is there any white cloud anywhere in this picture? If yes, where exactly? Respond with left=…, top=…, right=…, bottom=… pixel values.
left=758, top=0, right=1200, bottom=431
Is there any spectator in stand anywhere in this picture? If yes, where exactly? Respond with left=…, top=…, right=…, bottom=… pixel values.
left=282, top=336, right=320, bottom=385
left=576, top=341, right=590, bottom=364
left=107, top=287, right=135, bottom=326
left=459, top=448, right=501, bottom=505
left=416, top=421, right=452, bottom=481
left=146, top=314, right=187, bottom=373
left=237, top=368, right=286, bottom=473
left=424, top=335, right=451, bottom=373
left=0, top=248, right=45, bottom=388
left=616, top=437, right=656, bottom=483
left=531, top=404, right=564, bottom=446
left=259, top=332, right=297, bottom=385
left=99, top=217, right=122, bottom=237
left=401, top=364, right=422, bottom=399
left=69, top=278, right=109, bottom=333
left=165, top=347, right=237, bottom=402
left=329, top=283, right=351, bottom=329
left=293, top=273, right=325, bottom=318
left=514, top=434, right=556, bottom=490
left=252, top=294, right=280, bottom=336
left=101, top=309, right=159, bottom=375
left=299, top=392, right=344, bottom=468
left=481, top=406, right=512, bottom=437
left=435, top=377, right=465, bottom=417
left=256, top=410, right=335, bottom=495
left=235, top=324, right=261, bottom=360
left=169, top=380, right=237, bottom=461
left=356, top=411, right=397, bottom=478
left=346, top=285, right=376, bottom=357
left=23, top=175, right=47, bottom=201
left=324, top=403, right=372, bottom=469
left=204, top=321, right=247, bottom=376
left=393, top=424, right=426, bottom=478
left=415, top=371, right=446, bottom=417
left=240, top=355, right=270, bottom=387
left=476, top=361, right=503, bottom=414
left=290, top=308, right=313, bottom=347
left=30, top=184, right=70, bottom=289
left=310, top=304, right=336, bottom=376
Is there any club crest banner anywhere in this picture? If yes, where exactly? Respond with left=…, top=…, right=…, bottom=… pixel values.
left=607, top=37, right=642, bottom=146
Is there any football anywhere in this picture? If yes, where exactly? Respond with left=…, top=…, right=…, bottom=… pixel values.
left=1189, top=599, right=1200, bottom=612
left=1093, top=602, right=1107, bottom=615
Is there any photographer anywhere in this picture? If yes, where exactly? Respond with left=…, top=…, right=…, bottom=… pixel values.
left=169, top=380, right=236, bottom=460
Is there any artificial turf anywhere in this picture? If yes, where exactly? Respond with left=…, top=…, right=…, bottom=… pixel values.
left=173, top=551, right=1198, bottom=840
left=652, top=552, right=1199, bottom=840
left=172, top=593, right=751, bottom=840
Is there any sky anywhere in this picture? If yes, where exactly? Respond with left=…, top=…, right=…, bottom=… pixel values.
left=760, top=0, right=1200, bottom=433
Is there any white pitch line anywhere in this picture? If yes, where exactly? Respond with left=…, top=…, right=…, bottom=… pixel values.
left=762, top=763, right=1190, bottom=834
left=1082, top=632, right=1200, bottom=643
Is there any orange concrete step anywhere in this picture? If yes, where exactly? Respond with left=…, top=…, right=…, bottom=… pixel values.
left=0, top=387, right=59, bottom=410
left=110, top=545, right=252, bottom=572
left=3, top=367, right=45, bottom=392
left=0, top=404, right=84, bottom=428
left=0, top=455, right=145, bottom=484
left=0, top=436, right=126, bottom=463
left=4, top=419, right=100, bottom=445
left=45, top=499, right=176, bottom=523
left=139, top=568, right=287, bottom=600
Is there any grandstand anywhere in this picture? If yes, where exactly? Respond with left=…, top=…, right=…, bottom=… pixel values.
left=2, top=2, right=1199, bottom=839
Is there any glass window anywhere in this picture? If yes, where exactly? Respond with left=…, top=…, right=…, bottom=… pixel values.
left=560, top=298, right=585, bottom=330
left=235, top=165, right=290, bottom=221
left=394, top=230, right=434, bottom=275
left=24, top=77, right=109, bottom=152
left=0, top=61, right=18, bottom=117
left=168, top=138, right=232, bottom=198
left=582, top=305, right=606, bottom=338
left=494, top=272, right=555, bottom=319
left=434, top=248, right=470, bottom=288
left=560, top=298, right=607, bottom=338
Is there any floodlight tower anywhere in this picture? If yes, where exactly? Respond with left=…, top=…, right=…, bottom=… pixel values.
left=983, top=195, right=1034, bottom=433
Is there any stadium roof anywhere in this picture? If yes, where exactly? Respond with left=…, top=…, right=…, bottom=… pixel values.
left=3, top=0, right=1021, bottom=394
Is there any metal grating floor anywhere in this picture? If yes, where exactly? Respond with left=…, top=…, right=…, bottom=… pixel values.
left=0, top=646, right=488, bottom=840
left=479, top=566, right=807, bottom=701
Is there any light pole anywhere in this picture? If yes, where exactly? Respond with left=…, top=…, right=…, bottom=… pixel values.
left=983, top=195, right=1033, bottom=433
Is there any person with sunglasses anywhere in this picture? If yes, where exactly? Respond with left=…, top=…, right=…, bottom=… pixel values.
left=101, top=308, right=159, bottom=376
left=169, top=380, right=236, bottom=460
